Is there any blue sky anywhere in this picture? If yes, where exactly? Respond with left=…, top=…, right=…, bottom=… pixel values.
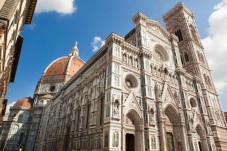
left=6, top=0, right=227, bottom=111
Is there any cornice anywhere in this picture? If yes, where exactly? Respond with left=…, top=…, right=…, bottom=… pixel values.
left=25, top=0, right=37, bottom=24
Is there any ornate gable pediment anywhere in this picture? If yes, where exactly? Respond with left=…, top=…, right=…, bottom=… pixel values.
left=123, top=91, right=142, bottom=117
left=146, top=20, right=170, bottom=41
left=133, top=12, right=170, bottom=42
left=162, top=83, right=178, bottom=107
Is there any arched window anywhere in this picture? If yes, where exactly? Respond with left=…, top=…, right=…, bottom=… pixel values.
left=180, top=55, right=184, bottom=65
left=207, top=76, right=212, bottom=88
left=18, top=133, right=24, bottom=144
left=18, top=114, right=23, bottom=122
left=184, top=52, right=189, bottom=62
left=175, top=29, right=183, bottom=42
left=203, top=74, right=207, bottom=83
left=200, top=54, right=205, bottom=63
left=190, top=25, right=199, bottom=43
left=197, top=51, right=205, bottom=63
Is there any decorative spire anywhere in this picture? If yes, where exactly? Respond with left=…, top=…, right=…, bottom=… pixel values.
left=70, top=41, right=79, bottom=56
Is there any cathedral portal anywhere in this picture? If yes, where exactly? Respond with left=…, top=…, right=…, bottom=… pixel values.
left=164, top=105, right=184, bottom=151
left=123, top=109, right=144, bottom=151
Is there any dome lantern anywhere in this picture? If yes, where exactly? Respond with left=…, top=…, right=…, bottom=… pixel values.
left=70, top=41, right=79, bottom=56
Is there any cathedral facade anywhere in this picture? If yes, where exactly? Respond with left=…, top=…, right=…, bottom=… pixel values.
left=34, top=3, right=227, bottom=151
left=1, top=2, right=227, bottom=151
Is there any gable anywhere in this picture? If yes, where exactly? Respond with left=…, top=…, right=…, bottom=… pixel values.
left=123, top=91, right=142, bottom=117
left=146, top=20, right=170, bottom=42
left=162, top=83, right=179, bottom=108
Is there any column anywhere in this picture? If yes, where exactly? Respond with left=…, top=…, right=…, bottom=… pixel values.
left=157, top=100, right=167, bottom=151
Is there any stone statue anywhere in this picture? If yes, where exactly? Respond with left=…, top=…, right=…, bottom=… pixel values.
left=114, top=101, right=119, bottom=116
left=149, top=113, right=155, bottom=125
left=155, top=84, right=162, bottom=99
left=123, top=54, right=127, bottom=62
left=135, top=59, right=138, bottom=68
left=149, top=108, right=155, bottom=125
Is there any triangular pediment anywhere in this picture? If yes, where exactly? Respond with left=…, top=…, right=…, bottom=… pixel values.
left=123, top=91, right=142, bottom=117
left=162, top=83, right=177, bottom=106
left=146, top=20, right=170, bottom=41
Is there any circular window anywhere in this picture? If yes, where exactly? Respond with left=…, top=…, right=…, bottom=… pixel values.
left=49, top=85, right=56, bottom=92
left=125, top=75, right=138, bottom=89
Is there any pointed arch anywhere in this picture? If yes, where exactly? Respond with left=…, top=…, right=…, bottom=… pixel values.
left=124, top=109, right=144, bottom=151
left=184, top=52, right=189, bottom=62
left=174, top=28, right=183, bottom=42
left=196, top=124, right=206, bottom=140
left=206, top=76, right=212, bottom=88
left=125, top=109, right=142, bottom=128
left=194, top=124, right=209, bottom=151
left=164, top=104, right=180, bottom=125
left=190, top=25, right=199, bottom=43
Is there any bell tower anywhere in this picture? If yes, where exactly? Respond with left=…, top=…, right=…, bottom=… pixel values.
left=163, top=3, right=227, bottom=150
left=163, top=3, right=210, bottom=80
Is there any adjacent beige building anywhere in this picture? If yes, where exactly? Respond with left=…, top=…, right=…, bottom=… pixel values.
left=0, top=0, right=37, bottom=121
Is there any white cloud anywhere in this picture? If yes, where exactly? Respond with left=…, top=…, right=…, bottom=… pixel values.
left=91, top=36, right=105, bottom=52
left=5, top=101, right=16, bottom=113
left=27, top=23, right=37, bottom=29
left=35, top=0, right=76, bottom=15
left=202, top=0, right=227, bottom=93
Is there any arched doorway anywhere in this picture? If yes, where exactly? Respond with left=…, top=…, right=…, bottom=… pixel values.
left=124, top=110, right=143, bottom=151
left=164, top=105, right=181, bottom=151
left=195, top=125, right=208, bottom=151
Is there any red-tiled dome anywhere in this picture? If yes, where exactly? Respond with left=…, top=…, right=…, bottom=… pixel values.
left=44, top=57, right=70, bottom=76
left=43, top=56, right=84, bottom=77
left=13, top=97, right=33, bottom=109
left=43, top=43, right=85, bottom=78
